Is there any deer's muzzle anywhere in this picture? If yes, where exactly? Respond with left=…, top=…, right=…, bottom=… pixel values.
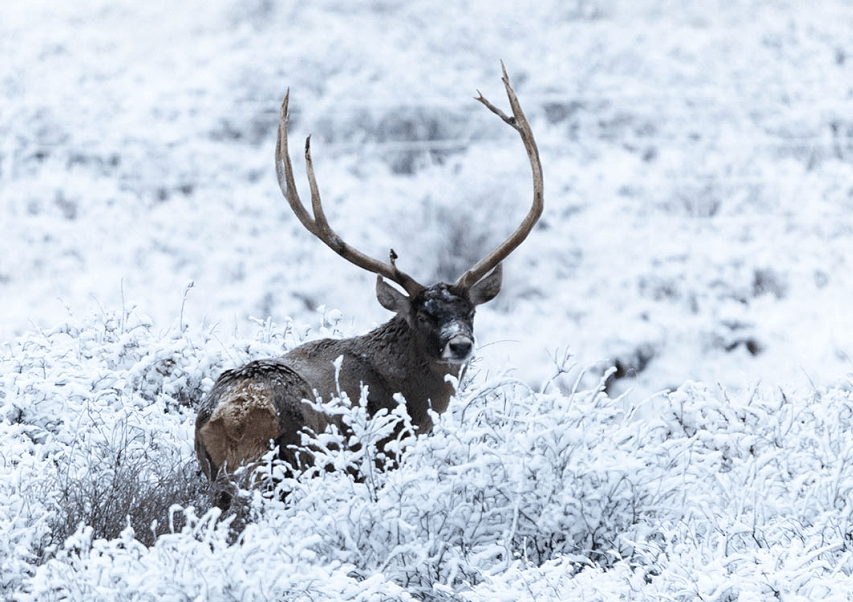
left=442, top=328, right=475, bottom=363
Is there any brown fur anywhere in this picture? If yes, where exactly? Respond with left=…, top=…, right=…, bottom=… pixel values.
left=195, top=305, right=471, bottom=480
left=194, top=360, right=316, bottom=479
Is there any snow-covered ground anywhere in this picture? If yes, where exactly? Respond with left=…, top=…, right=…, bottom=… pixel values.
left=3, top=0, right=853, bottom=598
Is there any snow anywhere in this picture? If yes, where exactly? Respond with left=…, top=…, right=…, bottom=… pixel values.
left=2, top=0, right=853, bottom=598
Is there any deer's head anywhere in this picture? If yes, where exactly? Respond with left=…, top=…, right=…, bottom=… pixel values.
left=376, top=270, right=502, bottom=365
left=275, top=63, right=542, bottom=366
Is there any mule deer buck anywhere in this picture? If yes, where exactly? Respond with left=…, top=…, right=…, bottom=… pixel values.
left=195, top=65, right=543, bottom=482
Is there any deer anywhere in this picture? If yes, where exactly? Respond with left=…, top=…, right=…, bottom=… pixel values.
left=194, top=64, right=543, bottom=484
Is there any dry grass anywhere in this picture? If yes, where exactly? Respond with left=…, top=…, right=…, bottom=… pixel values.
left=35, top=419, right=212, bottom=556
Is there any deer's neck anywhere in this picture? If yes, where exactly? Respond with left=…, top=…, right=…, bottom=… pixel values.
left=360, top=315, right=459, bottom=426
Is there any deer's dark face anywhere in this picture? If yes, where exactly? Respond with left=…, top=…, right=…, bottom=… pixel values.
left=411, top=284, right=477, bottom=364
left=376, top=266, right=502, bottom=365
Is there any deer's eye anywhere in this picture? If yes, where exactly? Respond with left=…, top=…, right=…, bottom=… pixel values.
left=417, top=313, right=431, bottom=325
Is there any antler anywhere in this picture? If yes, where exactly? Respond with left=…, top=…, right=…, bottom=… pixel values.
left=275, top=91, right=425, bottom=297
left=454, top=62, right=544, bottom=291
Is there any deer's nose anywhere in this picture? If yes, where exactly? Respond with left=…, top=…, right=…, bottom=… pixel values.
left=444, top=335, right=474, bottom=362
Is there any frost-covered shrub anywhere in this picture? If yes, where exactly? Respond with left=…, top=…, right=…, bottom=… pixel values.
left=38, top=412, right=209, bottom=550
left=5, top=306, right=853, bottom=600
left=0, top=307, right=309, bottom=594
left=214, top=370, right=689, bottom=596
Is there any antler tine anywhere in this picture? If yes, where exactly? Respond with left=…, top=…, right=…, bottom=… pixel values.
left=276, top=91, right=317, bottom=236
left=454, top=63, right=544, bottom=291
left=275, top=91, right=425, bottom=297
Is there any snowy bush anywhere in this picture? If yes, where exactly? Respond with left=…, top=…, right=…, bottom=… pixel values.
left=0, top=306, right=289, bottom=593
left=2, top=308, right=853, bottom=599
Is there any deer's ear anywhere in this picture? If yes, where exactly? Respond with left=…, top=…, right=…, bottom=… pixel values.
left=376, top=276, right=411, bottom=315
left=469, top=264, right=502, bottom=306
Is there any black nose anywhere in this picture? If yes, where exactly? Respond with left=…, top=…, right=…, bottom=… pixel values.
left=448, top=339, right=473, bottom=358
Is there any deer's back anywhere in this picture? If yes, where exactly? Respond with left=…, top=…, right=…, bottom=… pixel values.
left=195, top=337, right=399, bottom=478
left=195, top=358, right=317, bottom=478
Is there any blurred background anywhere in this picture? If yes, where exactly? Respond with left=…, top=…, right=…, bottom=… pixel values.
left=2, top=0, right=852, bottom=399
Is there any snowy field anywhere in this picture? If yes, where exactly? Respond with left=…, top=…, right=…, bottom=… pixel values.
left=3, top=0, right=853, bottom=599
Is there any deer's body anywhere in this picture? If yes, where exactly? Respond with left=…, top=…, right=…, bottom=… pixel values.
left=197, top=310, right=459, bottom=478
left=195, top=65, right=542, bottom=483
